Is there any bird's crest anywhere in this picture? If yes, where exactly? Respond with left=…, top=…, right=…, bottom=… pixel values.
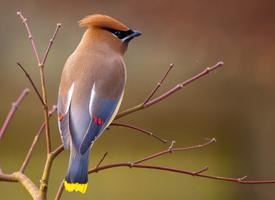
left=79, top=14, right=129, bottom=31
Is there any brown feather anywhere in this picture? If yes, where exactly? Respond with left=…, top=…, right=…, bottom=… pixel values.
left=79, top=14, right=129, bottom=31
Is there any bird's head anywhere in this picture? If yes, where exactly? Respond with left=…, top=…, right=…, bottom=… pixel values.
left=79, top=14, right=141, bottom=53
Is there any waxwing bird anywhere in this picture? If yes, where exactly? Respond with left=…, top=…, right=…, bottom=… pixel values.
left=57, top=14, right=141, bottom=193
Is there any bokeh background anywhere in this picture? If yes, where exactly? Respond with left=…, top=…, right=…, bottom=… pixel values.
left=0, top=0, right=275, bottom=199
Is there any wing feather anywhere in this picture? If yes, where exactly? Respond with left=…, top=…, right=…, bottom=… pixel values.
left=57, top=83, right=75, bottom=149
left=79, top=85, right=120, bottom=154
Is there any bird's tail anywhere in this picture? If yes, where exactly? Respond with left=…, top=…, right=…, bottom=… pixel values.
left=64, top=149, right=90, bottom=193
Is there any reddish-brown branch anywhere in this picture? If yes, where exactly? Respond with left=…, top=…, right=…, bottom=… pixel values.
left=17, top=62, right=44, bottom=105
left=55, top=181, right=65, bottom=200
left=89, top=162, right=275, bottom=185
left=111, top=122, right=167, bottom=143
left=146, top=61, right=224, bottom=107
left=16, top=12, right=63, bottom=199
left=133, top=138, right=215, bottom=165
left=52, top=145, right=65, bottom=158
left=96, top=152, right=108, bottom=169
left=86, top=138, right=275, bottom=185
left=0, top=171, right=41, bottom=199
left=0, top=88, right=30, bottom=139
left=17, top=11, right=41, bottom=65
left=20, top=106, right=57, bottom=173
left=143, top=63, right=174, bottom=104
left=115, top=61, right=224, bottom=120
left=42, top=23, right=61, bottom=65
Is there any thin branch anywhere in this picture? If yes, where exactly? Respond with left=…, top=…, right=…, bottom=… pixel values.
left=133, top=138, right=216, bottom=165
left=87, top=138, right=275, bottom=185
left=13, top=172, right=41, bottom=200
left=17, top=11, right=41, bottom=65
left=17, top=11, right=52, bottom=155
left=110, top=122, right=167, bottom=144
left=0, top=171, right=41, bottom=200
left=54, top=180, right=64, bottom=200
left=17, top=62, right=44, bottom=105
left=0, top=88, right=30, bottom=139
left=146, top=61, right=224, bottom=107
left=96, top=152, right=108, bottom=169
left=39, top=144, right=64, bottom=198
left=20, top=106, right=57, bottom=173
left=193, top=166, right=209, bottom=175
left=0, top=172, right=17, bottom=182
left=39, top=64, right=51, bottom=155
left=52, top=145, right=64, bottom=158
left=16, top=12, right=60, bottom=199
left=89, top=162, right=275, bottom=185
left=144, top=63, right=174, bottom=104
left=55, top=138, right=215, bottom=199
left=42, top=23, right=61, bottom=65
left=115, top=61, right=224, bottom=120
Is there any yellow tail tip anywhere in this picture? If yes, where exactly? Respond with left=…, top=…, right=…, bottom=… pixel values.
left=64, top=181, right=88, bottom=194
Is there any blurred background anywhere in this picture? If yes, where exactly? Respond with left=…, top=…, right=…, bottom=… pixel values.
left=0, top=0, right=275, bottom=199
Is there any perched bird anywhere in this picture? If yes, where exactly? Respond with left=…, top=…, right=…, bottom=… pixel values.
left=57, top=14, right=141, bottom=193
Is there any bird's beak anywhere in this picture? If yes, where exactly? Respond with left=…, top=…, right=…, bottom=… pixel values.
left=122, top=30, right=142, bottom=43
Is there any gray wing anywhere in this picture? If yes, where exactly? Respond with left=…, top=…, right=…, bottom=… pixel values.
left=57, top=83, right=75, bottom=149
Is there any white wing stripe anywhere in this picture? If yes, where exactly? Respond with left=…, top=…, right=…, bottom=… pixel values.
left=89, top=83, right=96, bottom=116
left=64, top=82, right=75, bottom=114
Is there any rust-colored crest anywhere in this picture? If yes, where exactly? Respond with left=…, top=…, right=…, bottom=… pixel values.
left=79, top=14, right=129, bottom=31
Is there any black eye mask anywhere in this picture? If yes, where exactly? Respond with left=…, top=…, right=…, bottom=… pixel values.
left=105, top=28, right=134, bottom=40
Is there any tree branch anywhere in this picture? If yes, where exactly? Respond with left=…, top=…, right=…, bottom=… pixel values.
left=96, top=152, right=108, bottom=169
left=115, top=61, right=224, bottom=120
left=42, top=23, right=61, bottom=65
left=132, top=138, right=215, bottom=165
left=143, top=63, right=174, bottom=104
left=110, top=122, right=167, bottom=143
left=86, top=138, right=275, bottom=185
left=39, top=65, right=51, bottom=154
left=54, top=181, right=65, bottom=200
left=20, top=106, right=57, bottom=173
left=0, top=88, right=30, bottom=139
left=16, top=11, right=41, bottom=65
left=0, top=171, right=41, bottom=200
left=17, top=62, right=44, bottom=106
left=16, top=12, right=63, bottom=199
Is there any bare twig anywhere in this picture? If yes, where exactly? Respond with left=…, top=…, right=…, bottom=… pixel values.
left=0, top=171, right=41, bottom=200
left=13, top=172, right=41, bottom=200
left=16, top=11, right=63, bottom=199
left=17, top=11, right=51, bottom=155
left=17, top=11, right=41, bottom=65
left=193, top=166, right=209, bottom=175
left=17, top=62, right=44, bottom=105
left=0, top=172, right=17, bottom=182
left=42, top=23, right=61, bottom=65
left=39, top=65, right=51, bottom=154
left=133, top=138, right=215, bottom=165
left=52, top=145, right=64, bottom=158
left=115, top=61, right=224, bottom=120
left=144, top=63, right=174, bottom=104
left=96, top=152, right=108, bottom=169
left=87, top=138, right=275, bottom=185
left=0, top=88, right=30, bottom=139
left=89, top=162, right=275, bottom=185
left=111, top=122, right=167, bottom=143
left=20, top=106, right=57, bottom=173
left=54, top=180, right=64, bottom=200
left=39, top=144, right=64, bottom=198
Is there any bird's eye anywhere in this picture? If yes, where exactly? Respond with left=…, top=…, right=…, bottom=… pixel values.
left=105, top=28, right=129, bottom=40
left=114, top=31, right=122, bottom=37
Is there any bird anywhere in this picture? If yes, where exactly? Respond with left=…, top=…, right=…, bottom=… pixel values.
left=57, top=14, right=141, bottom=194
